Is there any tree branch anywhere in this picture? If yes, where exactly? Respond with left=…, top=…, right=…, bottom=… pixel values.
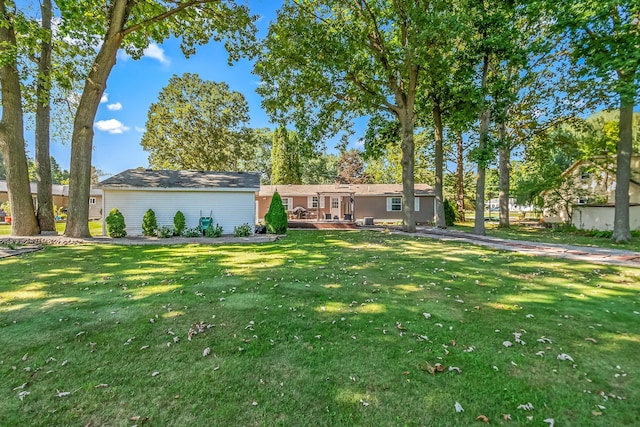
left=122, top=0, right=210, bottom=36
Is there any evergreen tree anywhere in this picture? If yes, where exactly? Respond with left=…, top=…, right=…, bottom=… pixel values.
left=271, top=127, right=302, bottom=184
left=265, top=191, right=288, bottom=234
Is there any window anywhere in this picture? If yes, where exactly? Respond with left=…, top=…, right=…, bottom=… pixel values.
left=281, top=197, right=291, bottom=210
left=580, top=170, right=591, bottom=180
left=307, top=196, right=324, bottom=209
left=577, top=197, right=589, bottom=205
left=331, top=198, right=339, bottom=209
left=387, top=197, right=402, bottom=211
left=89, top=197, right=97, bottom=205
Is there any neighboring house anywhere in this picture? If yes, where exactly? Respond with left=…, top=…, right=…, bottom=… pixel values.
left=486, top=197, right=534, bottom=213
left=0, top=180, right=102, bottom=220
left=542, top=154, right=640, bottom=230
left=257, top=183, right=436, bottom=224
left=98, top=169, right=260, bottom=236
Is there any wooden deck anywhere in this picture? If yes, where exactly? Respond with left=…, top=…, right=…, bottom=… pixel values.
left=288, top=220, right=357, bottom=230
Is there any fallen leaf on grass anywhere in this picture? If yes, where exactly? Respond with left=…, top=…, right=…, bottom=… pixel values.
left=421, top=362, right=445, bottom=375
left=21, top=353, right=28, bottom=361
left=592, top=411, right=602, bottom=416
left=422, top=313, right=431, bottom=319
left=94, top=384, right=109, bottom=388
left=476, top=415, right=489, bottom=422
left=557, top=353, right=574, bottom=362
left=448, top=366, right=461, bottom=373
left=503, top=414, right=511, bottom=421
left=454, top=402, right=464, bottom=413
left=13, top=383, right=27, bottom=390
left=17, top=391, right=30, bottom=400
left=203, top=347, right=211, bottom=357
left=585, top=337, right=598, bottom=343
left=517, top=402, right=534, bottom=411
left=503, top=341, right=513, bottom=347
left=544, top=418, right=555, bottom=426
left=56, top=390, right=71, bottom=397
left=151, top=371, right=160, bottom=377
left=359, top=399, right=369, bottom=407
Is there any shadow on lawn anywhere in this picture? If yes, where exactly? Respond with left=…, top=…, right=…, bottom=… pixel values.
left=0, top=231, right=638, bottom=425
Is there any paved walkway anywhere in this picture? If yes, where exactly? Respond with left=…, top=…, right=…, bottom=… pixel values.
left=409, top=226, right=640, bottom=267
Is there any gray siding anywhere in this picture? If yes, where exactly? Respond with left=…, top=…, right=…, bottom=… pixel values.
left=356, top=196, right=434, bottom=223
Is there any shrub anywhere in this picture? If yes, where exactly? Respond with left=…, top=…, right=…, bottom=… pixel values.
left=105, top=208, right=126, bottom=238
left=173, top=211, right=186, bottom=236
left=142, top=209, right=158, bottom=236
left=0, top=201, right=10, bottom=216
left=234, top=223, right=252, bottom=237
left=443, top=199, right=458, bottom=227
left=205, top=223, right=223, bottom=238
left=182, top=226, right=202, bottom=237
left=155, top=225, right=173, bottom=238
left=265, top=191, right=288, bottom=234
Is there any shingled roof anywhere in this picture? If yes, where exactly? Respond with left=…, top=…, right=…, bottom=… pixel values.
left=259, top=183, right=435, bottom=197
left=98, top=169, right=260, bottom=190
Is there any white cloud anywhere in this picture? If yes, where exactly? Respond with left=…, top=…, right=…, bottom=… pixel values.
left=144, top=43, right=170, bottom=65
left=107, top=102, right=122, bottom=111
left=94, top=119, right=130, bottom=134
left=100, top=93, right=108, bottom=103
left=135, top=126, right=146, bottom=133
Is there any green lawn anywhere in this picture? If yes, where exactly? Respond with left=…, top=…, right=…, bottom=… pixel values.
left=1, top=230, right=639, bottom=426
left=0, top=221, right=103, bottom=236
left=452, top=221, right=640, bottom=252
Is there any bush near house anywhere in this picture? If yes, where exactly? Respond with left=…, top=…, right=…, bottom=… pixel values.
left=105, top=208, right=126, bottom=238
left=265, top=191, right=288, bottom=234
left=444, top=199, right=459, bottom=227
left=205, top=223, right=223, bottom=238
left=174, top=211, right=186, bottom=236
left=234, top=223, right=252, bottom=237
left=142, top=209, right=158, bottom=236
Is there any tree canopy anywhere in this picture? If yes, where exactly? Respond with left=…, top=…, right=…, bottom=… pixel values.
left=141, top=73, right=254, bottom=171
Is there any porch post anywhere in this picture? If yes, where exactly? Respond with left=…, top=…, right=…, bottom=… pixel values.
left=351, top=192, right=355, bottom=222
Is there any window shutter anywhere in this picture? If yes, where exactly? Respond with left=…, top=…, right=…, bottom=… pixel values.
left=386, top=197, right=392, bottom=211
left=415, top=197, right=420, bottom=212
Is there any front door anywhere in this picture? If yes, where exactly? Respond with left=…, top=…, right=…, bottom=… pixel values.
left=330, top=197, right=341, bottom=219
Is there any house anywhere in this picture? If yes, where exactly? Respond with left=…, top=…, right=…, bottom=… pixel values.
left=257, top=183, right=436, bottom=224
left=0, top=180, right=102, bottom=220
left=98, top=169, right=260, bottom=235
left=542, top=154, right=640, bottom=230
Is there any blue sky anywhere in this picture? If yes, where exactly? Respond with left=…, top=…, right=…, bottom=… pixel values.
left=27, top=0, right=365, bottom=177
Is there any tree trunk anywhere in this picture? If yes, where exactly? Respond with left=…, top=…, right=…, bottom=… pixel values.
left=474, top=54, right=490, bottom=236
left=0, top=0, right=39, bottom=236
left=497, top=123, right=510, bottom=229
left=612, top=81, right=634, bottom=243
left=65, top=0, right=129, bottom=238
left=456, top=132, right=465, bottom=221
left=433, top=101, right=446, bottom=227
left=398, top=109, right=416, bottom=233
left=35, top=0, right=56, bottom=232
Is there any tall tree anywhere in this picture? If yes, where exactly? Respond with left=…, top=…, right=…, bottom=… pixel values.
left=58, top=0, right=257, bottom=237
left=271, top=127, right=302, bottom=185
left=0, top=0, right=39, bottom=235
left=545, top=0, right=640, bottom=242
left=255, top=1, right=460, bottom=232
left=336, top=149, right=370, bottom=184
left=33, top=0, right=55, bottom=232
left=141, top=73, right=253, bottom=171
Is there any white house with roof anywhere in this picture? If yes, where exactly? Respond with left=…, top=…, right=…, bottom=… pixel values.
left=98, top=169, right=260, bottom=235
